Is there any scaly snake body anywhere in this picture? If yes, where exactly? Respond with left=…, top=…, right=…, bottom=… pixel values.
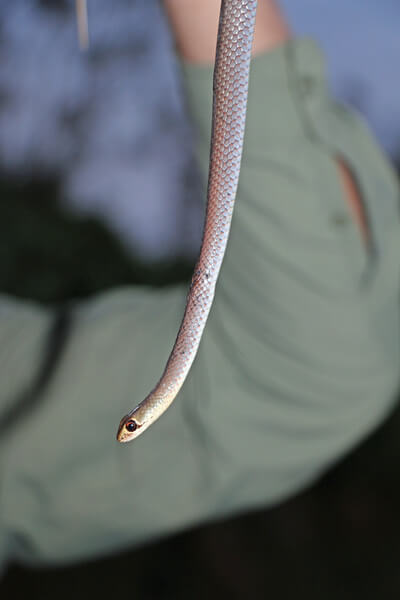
left=117, top=0, right=258, bottom=442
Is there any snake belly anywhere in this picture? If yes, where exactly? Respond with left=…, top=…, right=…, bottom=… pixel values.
left=117, top=0, right=258, bottom=442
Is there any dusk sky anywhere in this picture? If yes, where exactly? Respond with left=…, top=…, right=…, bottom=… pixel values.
left=281, top=0, right=400, bottom=155
left=0, top=1, right=398, bottom=257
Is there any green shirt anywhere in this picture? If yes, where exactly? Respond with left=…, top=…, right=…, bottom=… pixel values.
left=0, top=39, right=399, bottom=569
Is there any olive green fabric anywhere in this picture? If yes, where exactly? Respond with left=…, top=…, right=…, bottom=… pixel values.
left=0, top=39, right=399, bottom=570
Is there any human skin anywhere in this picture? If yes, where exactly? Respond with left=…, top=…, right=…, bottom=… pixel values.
left=162, top=0, right=368, bottom=244
left=163, top=0, right=291, bottom=61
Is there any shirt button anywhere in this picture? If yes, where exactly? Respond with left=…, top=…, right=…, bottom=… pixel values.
left=301, top=75, right=314, bottom=96
left=331, top=213, right=350, bottom=227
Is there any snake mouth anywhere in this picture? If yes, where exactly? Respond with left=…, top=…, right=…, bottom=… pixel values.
left=116, top=415, right=130, bottom=442
left=116, top=415, right=143, bottom=442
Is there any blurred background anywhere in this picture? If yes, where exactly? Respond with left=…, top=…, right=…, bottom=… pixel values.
left=1, top=1, right=400, bottom=598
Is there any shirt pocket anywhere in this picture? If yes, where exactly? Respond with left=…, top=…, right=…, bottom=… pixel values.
left=310, top=144, right=392, bottom=294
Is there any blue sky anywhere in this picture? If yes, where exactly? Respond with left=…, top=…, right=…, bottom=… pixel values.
left=280, top=0, right=400, bottom=155
left=0, top=1, right=398, bottom=258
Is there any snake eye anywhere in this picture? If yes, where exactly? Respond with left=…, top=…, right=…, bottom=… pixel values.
left=125, top=419, right=138, bottom=433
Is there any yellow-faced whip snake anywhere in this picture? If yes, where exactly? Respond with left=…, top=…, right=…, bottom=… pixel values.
left=117, top=0, right=258, bottom=442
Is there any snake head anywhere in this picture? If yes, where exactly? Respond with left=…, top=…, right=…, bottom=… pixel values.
left=116, top=414, right=143, bottom=443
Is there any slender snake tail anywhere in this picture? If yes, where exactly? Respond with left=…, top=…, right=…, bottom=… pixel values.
left=117, top=0, right=258, bottom=442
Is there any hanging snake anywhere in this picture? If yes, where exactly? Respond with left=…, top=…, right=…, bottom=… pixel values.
left=117, top=0, right=258, bottom=442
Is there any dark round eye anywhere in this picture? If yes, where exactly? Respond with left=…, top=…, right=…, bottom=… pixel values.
left=125, top=419, right=138, bottom=433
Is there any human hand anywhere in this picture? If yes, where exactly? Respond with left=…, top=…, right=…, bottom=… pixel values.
left=162, top=0, right=291, bottom=63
